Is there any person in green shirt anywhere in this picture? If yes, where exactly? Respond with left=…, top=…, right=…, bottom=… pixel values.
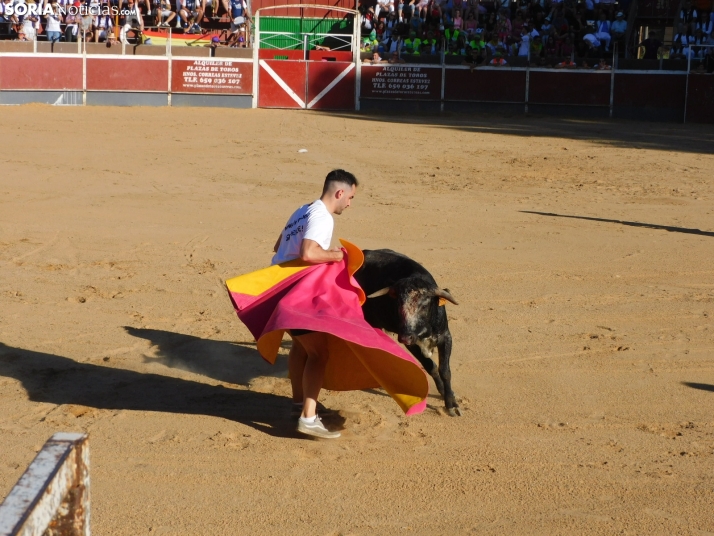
left=402, top=30, right=422, bottom=54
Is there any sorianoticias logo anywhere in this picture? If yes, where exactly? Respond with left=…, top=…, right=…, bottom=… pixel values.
left=5, top=3, right=121, bottom=16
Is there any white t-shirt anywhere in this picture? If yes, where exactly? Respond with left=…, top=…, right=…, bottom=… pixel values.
left=271, top=200, right=334, bottom=265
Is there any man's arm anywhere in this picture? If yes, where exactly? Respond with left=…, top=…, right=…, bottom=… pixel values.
left=300, top=239, right=343, bottom=264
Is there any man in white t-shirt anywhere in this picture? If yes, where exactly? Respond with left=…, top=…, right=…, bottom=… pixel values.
left=272, top=169, right=358, bottom=439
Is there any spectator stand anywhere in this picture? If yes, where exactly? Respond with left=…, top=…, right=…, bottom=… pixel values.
left=253, top=4, right=359, bottom=109
left=0, top=29, right=254, bottom=107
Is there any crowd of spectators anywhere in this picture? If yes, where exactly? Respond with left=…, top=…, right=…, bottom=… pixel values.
left=358, top=0, right=714, bottom=66
left=0, top=0, right=251, bottom=45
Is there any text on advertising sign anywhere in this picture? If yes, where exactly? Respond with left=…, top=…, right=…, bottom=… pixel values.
left=360, top=65, right=441, bottom=100
left=171, top=59, right=252, bottom=95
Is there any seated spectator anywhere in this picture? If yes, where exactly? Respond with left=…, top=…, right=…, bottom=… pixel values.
left=453, top=8, right=463, bottom=29
left=540, top=15, right=552, bottom=38
left=544, top=33, right=557, bottom=55
left=384, top=10, right=398, bottom=36
left=156, top=0, right=176, bottom=27
left=375, top=19, right=386, bottom=39
left=464, top=0, right=479, bottom=19
left=22, top=13, right=38, bottom=41
left=637, top=30, right=662, bottom=59
left=610, top=11, right=626, bottom=46
left=381, top=29, right=401, bottom=53
left=680, top=1, right=698, bottom=27
left=462, top=44, right=485, bottom=69
left=388, top=50, right=406, bottom=62
left=511, top=10, right=524, bottom=39
left=559, top=34, right=574, bottom=57
left=396, top=0, right=411, bottom=22
left=495, top=11, right=510, bottom=43
left=64, top=8, right=79, bottom=42
left=464, top=10, right=477, bottom=35
left=178, top=0, right=204, bottom=33
left=671, top=23, right=693, bottom=59
left=415, top=0, right=429, bottom=20
left=530, top=33, right=543, bottom=58
left=363, top=50, right=387, bottom=62
left=698, top=14, right=713, bottom=39
left=45, top=2, right=63, bottom=43
left=467, top=27, right=484, bottom=50
left=423, top=29, right=439, bottom=52
left=698, top=46, right=714, bottom=72
left=582, top=30, right=600, bottom=55
left=224, top=0, right=250, bottom=44
left=489, top=54, right=507, bottom=65
left=596, top=57, right=611, bottom=69
left=120, top=0, right=143, bottom=43
left=375, top=0, right=393, bottom=19
left=516, top=25, right=530, bottom=56
left=554, top=58, right=577, bottom=67
left=402, top=29, right=421, bottom=53
left=426, top=0, right=442, bottom=25
left=594, top=12, right=612, bottom=51
left=95, top=13, right=113, bottom=42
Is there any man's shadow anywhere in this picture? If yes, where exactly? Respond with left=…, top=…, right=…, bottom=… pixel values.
left=123, top=326, right=290, bottom=386
left=0, top=341, right=298, bottom=438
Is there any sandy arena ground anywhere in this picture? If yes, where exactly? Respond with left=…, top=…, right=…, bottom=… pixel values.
left=1, top=107, right=713, bottom=535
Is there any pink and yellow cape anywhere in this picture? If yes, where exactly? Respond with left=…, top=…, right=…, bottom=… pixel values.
left=225, top=239, right=428, bottom=416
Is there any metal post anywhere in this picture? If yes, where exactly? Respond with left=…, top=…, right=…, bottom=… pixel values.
left=82, top=34, right=87, bottom=106
left=252, top=12, right=260, bottom=108
left=167, top=28, right=172, bottom=106
left=440, top=38, right=445, bottom=113
left=303, top=33, right=309, bottom=108
left=683, top=49, right=691, bottom=124
left=354, top=12, right=361, bottom=111
left=0, top=433, right=90, bottom=536
left=525, top=47, right=530, bottom=114
left=609, top=42, right=617, bottom=118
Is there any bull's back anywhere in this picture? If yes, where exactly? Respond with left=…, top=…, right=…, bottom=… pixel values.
left=356, top=249, right=434, bottom=293
left=355, top=249, right=436, bottom=334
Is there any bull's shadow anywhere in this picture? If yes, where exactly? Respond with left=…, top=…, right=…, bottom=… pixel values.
left=0, top=342, right=296, bottom=438
left=123, top=327, right=290, bottom=386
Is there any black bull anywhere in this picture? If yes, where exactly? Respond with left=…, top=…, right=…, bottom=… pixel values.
left=354, top=249, right=461, bottom=416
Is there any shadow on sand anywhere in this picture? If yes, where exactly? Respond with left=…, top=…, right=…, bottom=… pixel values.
left=682, top=382, right=714, bottom=392
left=123, top=326, right=290, bottom=386
left=0, top=341, right=299, bottom=438
left=521, top=211, right=714, bottom=238
left=318, top=112, right=714, bottom=155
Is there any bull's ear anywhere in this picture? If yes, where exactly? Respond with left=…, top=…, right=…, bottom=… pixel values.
left=434, top=288, right=458, bottom=305
left=367, top=287, right=393, bottom=299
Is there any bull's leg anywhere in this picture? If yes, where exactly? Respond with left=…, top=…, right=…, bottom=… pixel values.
left=438, top=334, right=461, bottom=416
left=406, top=344, right=446, bottom=398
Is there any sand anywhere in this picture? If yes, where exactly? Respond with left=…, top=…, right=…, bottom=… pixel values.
left=1, top=107, right=713, bottom=535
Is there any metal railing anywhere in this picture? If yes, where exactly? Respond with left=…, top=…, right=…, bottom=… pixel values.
left=0, top=433, right=90, bottom=536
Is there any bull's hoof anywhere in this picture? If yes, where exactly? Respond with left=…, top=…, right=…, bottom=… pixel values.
left=447, top=407, right=462, bottom=417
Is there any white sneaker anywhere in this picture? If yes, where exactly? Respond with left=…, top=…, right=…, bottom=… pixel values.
left=297, top=416, right=340, bottom=439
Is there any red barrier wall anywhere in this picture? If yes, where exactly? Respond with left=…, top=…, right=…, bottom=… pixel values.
left=685, top=75, right=714, bottom=124
left=307, top=61, right=354, bottom=109
left=613, top=73, right=686, bottom=109
left=361, top=65, right=441, bottom=100
left=86, top=58, right=168, bottom=92
left=444, top=68, right=525, bottom=102
left=258, top=59, right=306, bottom=108
left=529, top=71, right=610, bottom=106
left=308, top=50, right=353, bottom=62
left=0, top=56, right=82, bottom=90
left=258, top=49, right=305, bottom=61
left=171, top=59, right=253, bottom=94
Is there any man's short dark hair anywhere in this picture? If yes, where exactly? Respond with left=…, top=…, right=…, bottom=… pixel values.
left=323, top=169, right=358, bottom=195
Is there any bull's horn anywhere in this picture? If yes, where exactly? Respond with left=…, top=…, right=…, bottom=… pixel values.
left=367, top=287, right=392, bottom=299
left=434, top=288, right=458, bottom=305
